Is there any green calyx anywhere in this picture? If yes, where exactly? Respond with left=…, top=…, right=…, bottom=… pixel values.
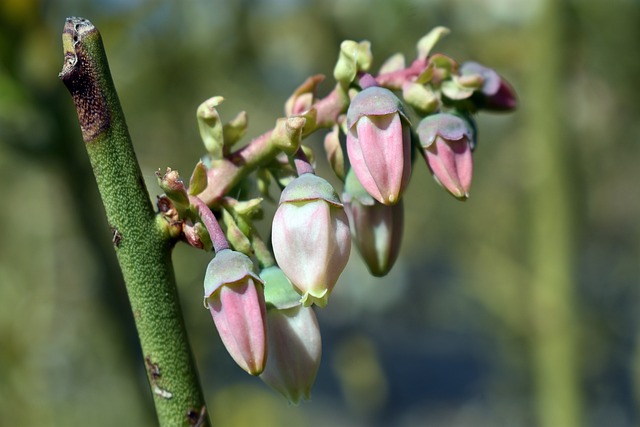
left=346, top=86, right=409, bottom=130
left=260, top=266, right=301, bottom=310
left=203, top=249, right=263, bottom=305
left=278, top=173, right=342, bottom=207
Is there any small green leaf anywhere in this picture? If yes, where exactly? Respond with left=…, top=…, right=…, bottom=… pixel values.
left=222, top=110, right=248, bottom=150
left=402, top=82, right=440, bottom=115
left=441, top=79, right=475, bottom=100
left=188, top=161, right=208, bottom=195
left=416, top=26, right=450, bottom=60
left=430, top=54, right=458, bottom=77
left=233, top=198, right=263, bottom=217
left=256, top=168, right=273, bottom=200
left=379, top=53, right=406, bottom=75
left=221, top=208, right=253, bottom=256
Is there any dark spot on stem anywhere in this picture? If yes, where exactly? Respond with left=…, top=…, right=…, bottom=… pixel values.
left=111, top=226, right=122, bottom=247
left=186, top=406, right=207, bottom=427
left=145, top=355, right=161, bottom=380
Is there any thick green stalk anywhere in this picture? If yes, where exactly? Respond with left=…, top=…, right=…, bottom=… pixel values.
left=59, top=17, right=209, bottom=427
left=526, top=1, right=581, bottom=426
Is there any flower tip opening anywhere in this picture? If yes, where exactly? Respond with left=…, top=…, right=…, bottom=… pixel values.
left=300, top=289, right=329, bottom=308
left=456, top=191, right=470, bottom=201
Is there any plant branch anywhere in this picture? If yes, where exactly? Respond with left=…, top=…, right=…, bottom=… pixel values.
left=196, top=58, right=431, bottom=207
left=197, top=84, right=350, bottom=206
left=59, top=17, right=209, bottom=427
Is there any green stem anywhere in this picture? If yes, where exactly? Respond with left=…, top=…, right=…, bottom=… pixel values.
left=59, top=17, right=209, bottom=427
left=293, top=147, right=315, bottom=176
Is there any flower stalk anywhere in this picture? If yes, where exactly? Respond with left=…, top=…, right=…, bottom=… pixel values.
left=189, top=195, right=229, bottom=253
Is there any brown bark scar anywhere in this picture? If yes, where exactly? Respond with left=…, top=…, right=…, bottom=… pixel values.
left=59, top=17, right=111, bottom=143
left=145, top=355, right=173, bottom=400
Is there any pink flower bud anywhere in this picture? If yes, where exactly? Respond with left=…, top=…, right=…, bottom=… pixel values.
left=460, top=61, right=517, bottom=111
left=259, top=267, right=322, bottom=404
left=271, top=173, right=351, bottom=307
left=261, top=305, right=321, bottom=404
left=204, top=249, right=267, bottom=375
left=416, top=113, right=474, bottom=200
left=344, top=171, right=404, bottom=277
left=346, top=86, right=411, bottom=206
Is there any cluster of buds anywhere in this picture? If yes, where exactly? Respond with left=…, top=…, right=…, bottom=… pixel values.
left=157, top=26, right=516, bottom=404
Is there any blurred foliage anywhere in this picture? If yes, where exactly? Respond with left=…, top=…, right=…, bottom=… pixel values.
left=1, top=0, right=639, bottom=426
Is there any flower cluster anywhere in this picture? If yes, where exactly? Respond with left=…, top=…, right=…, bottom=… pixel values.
left=157, top=27, right=516, bottom=404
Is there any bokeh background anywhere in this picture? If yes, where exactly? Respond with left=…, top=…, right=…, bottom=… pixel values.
left=1, top=0, right=639, bottom=426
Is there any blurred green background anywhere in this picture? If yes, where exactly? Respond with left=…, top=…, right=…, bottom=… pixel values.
left=1, top=0, right=639, bottom=426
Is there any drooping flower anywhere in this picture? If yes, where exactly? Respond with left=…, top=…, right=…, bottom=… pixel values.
left=271, top=173, right=351, bottom=307
left=343, top=170, right=404, bottom=277
left=204, top=249, right=267, bottom=375
left=259, top=266, right=322, bottom=404
left=346, top=86, right=411, bottom=206
left=416, top=113, right=475, bottom=200
left=460, top=61, right=517, bottom=111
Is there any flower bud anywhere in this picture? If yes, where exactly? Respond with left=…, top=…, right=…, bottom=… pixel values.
left=334, top=40, right=373, bottom=88
left=416, top=113, right=474, bottom=200
left=259, top=266, right=322, bottom=404
left=343, top=170, right=403, bottom=277
left=285, top=74, right=324, bottom=117
left=183, top=219, right=212, bottom=251
left=324, top=123, right=345, bottom=181
left=271, top=174, right=351, bottom=307
left=261, top=304, right=321, bottom=404
left=346, top=86, right=411, bottom=206
left=271, top=116, right=305, bottom=155
left=460, top=61, right=517, bottom=111
left=204, top=249, right=267, bottom=375
left=156, top=168, right=189, bottom=215
left=197, top=96, right=225, bottom=159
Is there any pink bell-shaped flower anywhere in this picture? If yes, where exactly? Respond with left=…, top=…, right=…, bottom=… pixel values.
left=346, top=86, right=411, bottom=206
left=204, top=249, right=268, bottom=375
left=272, top=173, right=351, bottom=307
left=343, top=170, right=404, bottom=277
left=259, top=266, right=322, bottom=404
left=416, top=113, right=475, bottom=200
